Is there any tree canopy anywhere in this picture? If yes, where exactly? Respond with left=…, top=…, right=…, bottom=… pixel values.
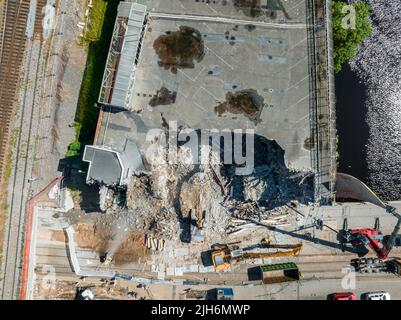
left=332, top=1, right=372, bottom=73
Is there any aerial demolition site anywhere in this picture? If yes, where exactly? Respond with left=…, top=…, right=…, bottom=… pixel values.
left=4, top=0, right=401, bottom=301
left=80, top=0, right=327, bottom=269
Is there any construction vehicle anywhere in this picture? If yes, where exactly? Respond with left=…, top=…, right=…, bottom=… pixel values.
left=211, top=239, right=302, bottom=271
left=340, top=204, right=401, bottom=260
left=383, top=205, right=401, bottom=256
left=100, top=252, right=113, bottom=267
left=211, top=242, right=241, bottom=271
left=197, top=205, right=204, bottom=229
left=190, top=204, right=205, bottom=242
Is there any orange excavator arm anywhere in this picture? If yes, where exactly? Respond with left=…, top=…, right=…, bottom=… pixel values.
left=241, top=244, right=302, bottom=260
left=211, top=241, right=303, bottom=271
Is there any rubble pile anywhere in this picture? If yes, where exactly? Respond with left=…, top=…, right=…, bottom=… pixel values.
left=241, top=166, right=313, bottom=206
left=224, top=201, right=293, bottom=236
left=70, top=134, right=313, bottom=247
left=179, top=170, right=230, bottom=239
left=97, top=144, right=230, bottom=241
left=227, top=135, right=314, bottom=208
left=99, top=185, right=119, bottom=212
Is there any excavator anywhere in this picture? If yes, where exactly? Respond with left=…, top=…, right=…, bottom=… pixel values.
left=100, top=252, right=113, bottom=267
left=211, top=238, right=302, bottom=271
left=339, top=204, right=401, bottom=261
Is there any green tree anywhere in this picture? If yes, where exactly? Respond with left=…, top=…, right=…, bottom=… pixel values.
left=332, top=1, right=372, bottom=73
left=66, top=140, right=81, bottom=158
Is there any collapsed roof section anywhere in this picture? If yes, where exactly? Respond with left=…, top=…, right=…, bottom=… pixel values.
left=98, top=1, right=147, bottom=109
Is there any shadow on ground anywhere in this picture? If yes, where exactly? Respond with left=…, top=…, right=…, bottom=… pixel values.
left=58, top=156, right=101, bottom=213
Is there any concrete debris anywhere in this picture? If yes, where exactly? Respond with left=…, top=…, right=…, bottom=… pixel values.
left=97, top=142, right=231, bottom=242
left=99, top=185, right=116, bottom=212
left=64, top=132, right=314, bottom=268
left=83, top=139, right=307, bottom=243
left=241, top=166, right=313, bottom=205
left=224, top=201, right=293, bottom=235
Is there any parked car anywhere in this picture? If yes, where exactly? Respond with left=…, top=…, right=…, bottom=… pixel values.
left=362, top=291, right=391, bottom=300
left=329, top=292, right=357, bottom=300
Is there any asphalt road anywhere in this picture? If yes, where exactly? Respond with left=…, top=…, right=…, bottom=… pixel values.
left=147, top=276, right=401, bottom=300
left=238, top=277, right=401, bottom=300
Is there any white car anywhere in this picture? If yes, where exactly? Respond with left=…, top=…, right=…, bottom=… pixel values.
left=362, top=291, right=391, bottom=300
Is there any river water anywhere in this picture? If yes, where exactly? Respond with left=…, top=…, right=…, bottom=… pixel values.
left=336, top=64, right=369, bottom=184
left=336, top=1, right=401, bottom=201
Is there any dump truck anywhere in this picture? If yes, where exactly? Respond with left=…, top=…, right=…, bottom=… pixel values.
left=211, top=240, right=302, bottom=271
left=260, top=262, right=300, bottom=284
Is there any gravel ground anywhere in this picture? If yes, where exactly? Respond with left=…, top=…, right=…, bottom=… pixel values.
left=31, top=0, right=87, bottom=194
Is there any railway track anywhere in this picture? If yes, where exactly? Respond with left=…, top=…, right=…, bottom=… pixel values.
left=0, top=0, right=48, bottom=300
left=0, top=0, right=30, bottom=181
